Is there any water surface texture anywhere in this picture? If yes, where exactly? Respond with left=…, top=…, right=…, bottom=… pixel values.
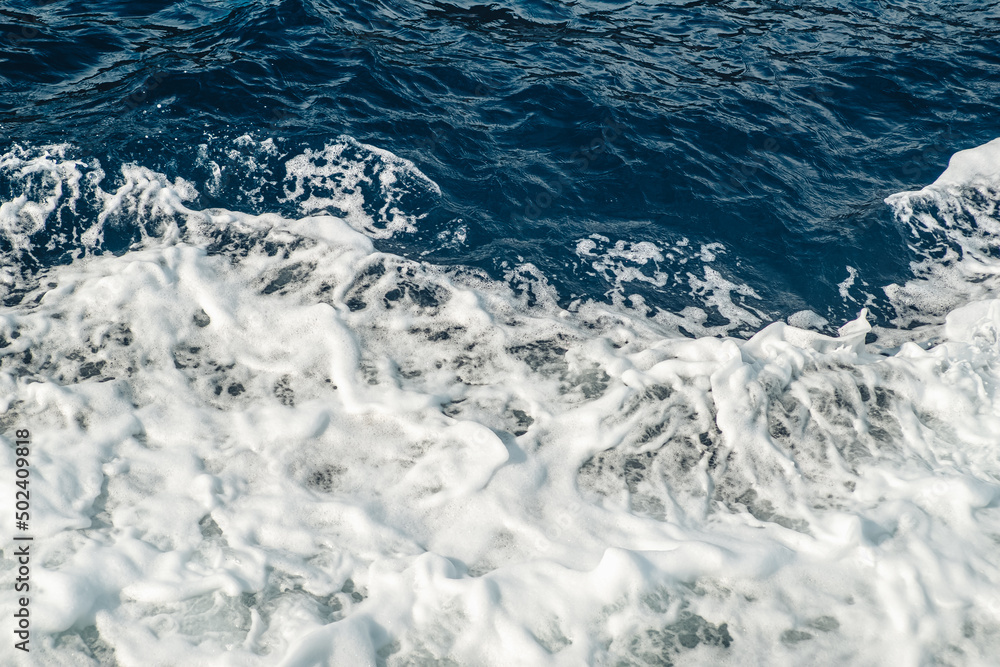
left=2, top=1, right=1000, bottom=665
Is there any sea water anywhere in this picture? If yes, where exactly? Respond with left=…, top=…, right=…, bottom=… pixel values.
left=2, top=2, right=1000, bottom=665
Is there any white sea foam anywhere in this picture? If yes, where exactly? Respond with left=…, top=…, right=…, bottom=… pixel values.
left=573, top=234, right=764, bottom=335
left=932, top=137, right=1000, bottom=188
left=1, top=139, right=1000, bottom=665
left=0, top=144, right=87, bottom=254
left=280, top=137, right=439, bottom=239
left=884, top=137, right=1000, bottom=329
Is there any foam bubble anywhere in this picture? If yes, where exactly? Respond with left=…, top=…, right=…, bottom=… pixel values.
left=279, top=137, right=440, bottom=239
left=573, top=234, right=765, bottom=335
left=2, top=139, right=1000, bottom=665
left=883, top=137, right=1000, bottom=328
left=931, top=137, right=1000, bottom=188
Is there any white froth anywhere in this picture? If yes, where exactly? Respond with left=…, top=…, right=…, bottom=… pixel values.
left=884, top=136, right=1000, bottom=328
left=0, top=144, right=85, bottom=253
left=2, top=139, right=1000, bottom=665
left=786, top=310, right=828, bottom=330
left=931, top=137, right=1000, bottom=188
left=837, top=265, right=857, bottom=301
left=574, top=234, right=764, bottom=334
left=280, top=137, right=439, bottom=239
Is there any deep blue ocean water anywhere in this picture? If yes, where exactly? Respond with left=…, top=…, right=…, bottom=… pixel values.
left=4, top=0, right=998, bottom=332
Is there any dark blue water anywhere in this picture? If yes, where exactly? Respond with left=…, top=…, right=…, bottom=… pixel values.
left=3, top=0, right=1000, bottom=332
